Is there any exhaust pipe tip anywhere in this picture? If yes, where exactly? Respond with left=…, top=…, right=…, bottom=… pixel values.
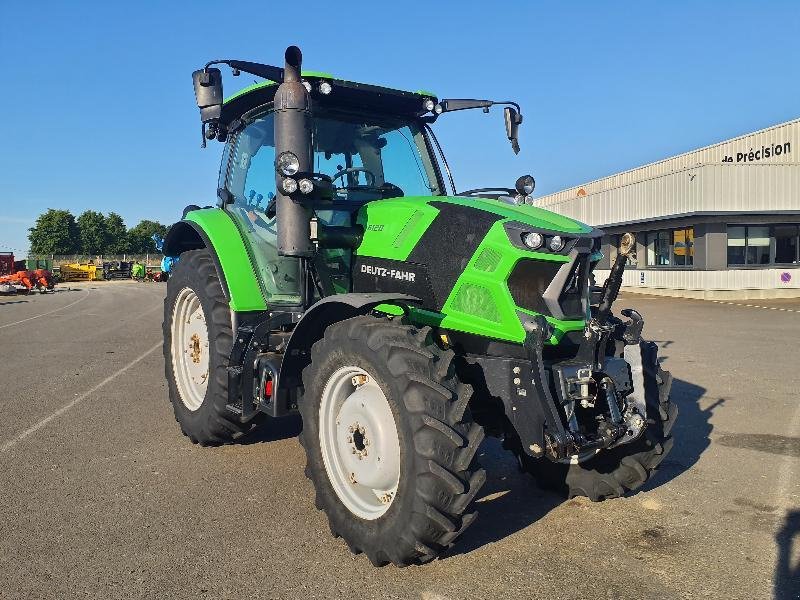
left=284, top=46, right=302, bottom=82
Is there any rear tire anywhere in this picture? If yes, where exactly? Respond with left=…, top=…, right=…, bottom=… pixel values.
left=163, top=249, right=261, bottom=445
left=508, top=341, right=677, bottom=501
left=299, top=315, right=486, bottom=566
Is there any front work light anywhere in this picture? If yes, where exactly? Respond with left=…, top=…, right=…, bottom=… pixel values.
left=515, top=174, right=536, bottom=196
left=549, top=235, right=565, bottom=252
left=423, top=99, right=435, bottom=112
left=298, top=178, right=314, bottom=194
left=319, top=81, right=332, bottom=95
left=277, top=152, right=300, bottom=176
left=281, top=177, right=298, bottom=194
left=522, top=232, right=544, bottom=250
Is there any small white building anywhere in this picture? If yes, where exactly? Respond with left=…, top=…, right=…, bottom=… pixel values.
left=535, top=118, right=800, bottom=299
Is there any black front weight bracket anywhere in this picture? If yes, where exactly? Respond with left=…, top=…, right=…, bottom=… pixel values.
left=466, top=315, right=571, bottom=460
left=520, top=316, right=572, bottom=459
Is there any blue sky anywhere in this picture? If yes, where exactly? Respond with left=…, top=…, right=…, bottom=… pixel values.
left=1, top=1, right=798, bottom=254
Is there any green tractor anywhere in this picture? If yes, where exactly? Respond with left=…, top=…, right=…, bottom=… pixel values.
left=163, top=46, right=677, bottom=566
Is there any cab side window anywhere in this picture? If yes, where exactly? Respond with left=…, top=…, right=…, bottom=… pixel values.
left=224, top=111, right=301, bottom=305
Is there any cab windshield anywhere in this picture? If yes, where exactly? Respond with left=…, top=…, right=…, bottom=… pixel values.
left=311, top=110, right=443, bottom=201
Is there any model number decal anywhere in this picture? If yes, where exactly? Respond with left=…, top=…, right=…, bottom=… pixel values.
left=360, top=264, right=416, bottom=282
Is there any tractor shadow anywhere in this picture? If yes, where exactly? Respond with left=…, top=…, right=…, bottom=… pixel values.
left=450, top=374, right=715, bottom=557
left=239, top=414, right=303, bottom=445
left=638, top=346, right=719, bottom=494
left=774, top=509, right=800, bottom=600
left=446, top=437, right=563, bottom=557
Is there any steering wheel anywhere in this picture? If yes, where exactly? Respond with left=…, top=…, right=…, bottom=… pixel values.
left=331, top=167, right=377, bottom=188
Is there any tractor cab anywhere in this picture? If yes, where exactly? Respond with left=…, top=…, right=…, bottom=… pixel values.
left=218, top=86, right=447, bottom=301
left=190, top=51, right=525, bottom=310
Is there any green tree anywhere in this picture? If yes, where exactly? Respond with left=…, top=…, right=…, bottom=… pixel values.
left=105, top=212, right=128, bottom=254
left=126, top=219, right=169, bottom=253
left=28, top=209, right=79, bottom=255
left=76, top=210, right=109, bottom=255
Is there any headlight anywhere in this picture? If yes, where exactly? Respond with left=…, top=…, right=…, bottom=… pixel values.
left=281, top=177, right=298, bottom=194
left=276, top=152, right=300, bottom=176
left=298, top=178, right=314, bottom=194
left=423, top=99, right=435, bottom=112
left=522, top=232, right=544, bottom=250
left=302, top=80, right=312, bottom=93
left=548, top=235, right=565, bottom=252
left=319, top=81, right=332, bottom=95
left=434, top=103, right=443, bottom=114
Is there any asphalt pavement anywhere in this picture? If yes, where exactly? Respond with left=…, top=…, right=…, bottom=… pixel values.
left=0, top=282, right=798, bottom=599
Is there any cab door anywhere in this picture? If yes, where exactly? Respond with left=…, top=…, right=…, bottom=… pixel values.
left=220, top=110, right=302, bottom=306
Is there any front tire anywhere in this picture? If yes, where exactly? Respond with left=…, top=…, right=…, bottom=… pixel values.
left=163, top=249, right=260, bottom=445
left=299, top=315, right=486, bottom=566
left=508, top=341, right=677, bottom=501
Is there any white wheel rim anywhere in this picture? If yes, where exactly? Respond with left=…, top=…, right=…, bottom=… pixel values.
left=319, top=366, right=400, bottom=520
left=171, top=287, right=210, bottom=411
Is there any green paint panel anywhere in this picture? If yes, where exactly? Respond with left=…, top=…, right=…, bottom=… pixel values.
left=184, top=209, right=268, bottom=312
left=437, top=221, right=581, bottom=344
left=356, top=200, right=440, bottom=260
left=357, top=197, right=592, bottom=345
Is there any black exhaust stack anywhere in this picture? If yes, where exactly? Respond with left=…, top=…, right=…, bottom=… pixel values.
left=274, top=46, right=314, bottom=257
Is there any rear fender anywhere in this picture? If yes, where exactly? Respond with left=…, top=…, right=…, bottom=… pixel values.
left=162, top=208, right=268, bottom=312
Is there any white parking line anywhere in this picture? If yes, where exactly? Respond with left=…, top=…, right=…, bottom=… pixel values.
left=710, top=300, right=799, bottom=313
left=0, top=291, right=89, bottom=330
left=0, top=341, right=162, bottom=453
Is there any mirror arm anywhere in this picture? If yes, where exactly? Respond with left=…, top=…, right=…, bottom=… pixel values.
left=204, top=59, right=285, bottom=83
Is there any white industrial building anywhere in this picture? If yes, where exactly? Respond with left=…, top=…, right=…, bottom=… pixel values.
left=536, top=118, right=800, bottom=299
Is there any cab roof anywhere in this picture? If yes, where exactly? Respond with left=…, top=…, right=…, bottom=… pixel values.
left=220, top=72, right=438, bottom=127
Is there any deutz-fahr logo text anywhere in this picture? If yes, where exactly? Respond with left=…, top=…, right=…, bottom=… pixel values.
left=360, top=264, right=416, bottom=282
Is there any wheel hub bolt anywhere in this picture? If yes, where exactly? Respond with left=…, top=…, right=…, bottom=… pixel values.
left=351, top=374, right=369, bottom=387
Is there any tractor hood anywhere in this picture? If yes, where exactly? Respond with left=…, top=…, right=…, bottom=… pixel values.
left=435, top=196, right=593, bottom=234
left=354, top=195, right=600, bottom=345
left=356, top=196, right=598, bottom=264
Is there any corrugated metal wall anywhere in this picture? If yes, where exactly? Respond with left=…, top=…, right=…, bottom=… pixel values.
left=533, top=163, right=800, bottom=226
left=594, top=267, right=800, bottom=290
left=536, top=118, right=800, bottom=222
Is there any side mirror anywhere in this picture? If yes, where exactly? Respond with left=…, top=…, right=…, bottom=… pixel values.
left=192, top=67, right=223, bottom=123
left=504, top=106, right=523, bottom=154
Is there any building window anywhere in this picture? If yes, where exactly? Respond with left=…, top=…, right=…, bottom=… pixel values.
left=673, top=227, right=694, bottom=266
left=747, top=226, right=770, bottom=265
left=727, top=224, right=800, bottom=266
left=646, top=227, right=693, bottom=267
left=775, top=225, right=800, bottom=264
left=727, top=226, right=746, bottom=265
left=646, top=231, right=669, bottom=265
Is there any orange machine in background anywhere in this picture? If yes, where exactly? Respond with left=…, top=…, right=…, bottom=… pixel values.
left=0, top=269, right=55, bottom=293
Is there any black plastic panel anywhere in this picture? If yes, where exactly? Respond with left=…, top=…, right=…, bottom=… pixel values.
left=507, top=259, right=562, bottom=316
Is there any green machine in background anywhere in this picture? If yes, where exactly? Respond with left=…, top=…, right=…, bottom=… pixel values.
left=162, top=46, right=676, bottom=566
